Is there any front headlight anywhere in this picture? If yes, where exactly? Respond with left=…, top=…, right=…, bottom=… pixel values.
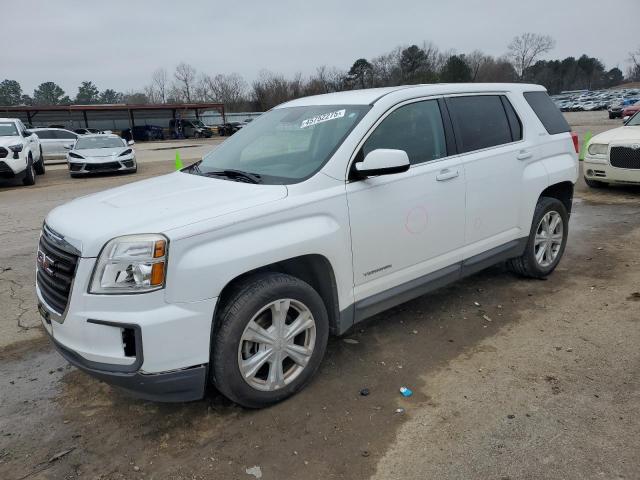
left=588, top=143, right=608, bottom=156
left=69, top=152, right=84, bottom=159
left=90, top=234, right=168, bottom=294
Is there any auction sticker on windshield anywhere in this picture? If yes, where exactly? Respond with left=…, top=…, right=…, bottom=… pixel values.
left=300, top=109, right=346, bottom=128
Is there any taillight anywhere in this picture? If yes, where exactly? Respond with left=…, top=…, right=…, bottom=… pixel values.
left=571, top=132, right=579, bottom=154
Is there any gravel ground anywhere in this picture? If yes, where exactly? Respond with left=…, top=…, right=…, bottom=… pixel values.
left=0, top=111, right=638, bottom=480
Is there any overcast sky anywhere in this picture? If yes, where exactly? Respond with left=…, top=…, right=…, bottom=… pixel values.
left=4, top=0, right=639, bottom=95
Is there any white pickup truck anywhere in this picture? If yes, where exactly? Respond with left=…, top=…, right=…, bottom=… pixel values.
left=0, top=118, right=45, bottom=185
left=38, top=84, right=578, bottom=407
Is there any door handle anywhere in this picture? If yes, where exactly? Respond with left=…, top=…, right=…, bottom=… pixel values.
left=517, top=150, right=533, bottom=161
left=436, top=169, right=459, bottom=181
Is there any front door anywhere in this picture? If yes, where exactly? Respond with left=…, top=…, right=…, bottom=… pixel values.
left=346, top=99, right=466, bottom=308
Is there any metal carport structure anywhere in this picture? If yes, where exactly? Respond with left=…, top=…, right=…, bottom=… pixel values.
left=0, top=102, right=226, bottom=131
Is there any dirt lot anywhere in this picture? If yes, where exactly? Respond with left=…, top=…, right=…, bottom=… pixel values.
left=1, top=112, right=638, bottom=480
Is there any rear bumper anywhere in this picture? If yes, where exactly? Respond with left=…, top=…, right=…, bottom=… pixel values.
left=44, top=322, right=207, bottom=402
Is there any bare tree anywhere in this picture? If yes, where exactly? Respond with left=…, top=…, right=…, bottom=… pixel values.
left=200, top=73, right=248, bottom=110
left=507, top=33, right=555, bottom=79
left=464, top=50, right=490, bottom=82
left=151, top=68, right=168, bottom=103
left=173, top=62, right=197, bottom=102
left=628, top=47, right=640, bottom=82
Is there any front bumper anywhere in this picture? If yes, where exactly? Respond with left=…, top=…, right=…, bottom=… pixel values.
left=583, top=157, right=640, bottom=184
left=37, top=255, right=217, bottom=402
left=45, top=324, right=207, bottom=402
left=69, top=157, right=136, bottom=175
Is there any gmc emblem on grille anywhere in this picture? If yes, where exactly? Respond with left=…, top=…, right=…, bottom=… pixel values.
left=36, top=249, right=55, bottom=276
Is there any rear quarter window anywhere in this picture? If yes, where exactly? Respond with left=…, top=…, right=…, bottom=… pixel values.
left=446, top=95, right=513, bottom=153
left=523, top=91, right=571, bottom=135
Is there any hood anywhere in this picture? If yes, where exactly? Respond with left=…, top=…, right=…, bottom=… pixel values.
left=45, top=172, right=288, bottom=257
left=590, top=126, right=640, bottom=145
left=73, top=147, right=127, bottom=158
left=0, top=135, right=23, bottom=148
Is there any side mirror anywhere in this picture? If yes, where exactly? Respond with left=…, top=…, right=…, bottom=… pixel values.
left=353, top=149, right=410, bottom=178
left=23, top=130, right=32, bottom=137
left=623, top=116, right=630, bottom=124
left=128, top=140, right=135, bottom=146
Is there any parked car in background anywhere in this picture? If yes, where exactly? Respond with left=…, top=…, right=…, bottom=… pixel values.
left=217, top=122, right=243, bottom=136
left=38, top=84, right=578, bottom=406
left=608, top=102, right=624, bottom=119
left=66, top=134, right=136, bottom=177
left=0, top=118, right=45, bottom=185
left=583, top=112, right=640, bottom=188
left=121, top=125, right=164, bottom=142
left=180, top=119, right=213, bottom=138
left=74, top=128, right=103, bottom=135
left=32, top=128, right=79, bottom=161
left=622, top=101, right=640, bottom=119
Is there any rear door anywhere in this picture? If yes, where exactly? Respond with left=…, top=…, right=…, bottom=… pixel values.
left=346, top=98, right=466, bottom=308
left=445, top=94, right=530, bottom=258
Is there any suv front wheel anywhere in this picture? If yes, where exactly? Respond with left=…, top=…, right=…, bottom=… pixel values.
left=211, top=273, right=329, bottom=408
left=508, top=197, right=569, bottom=278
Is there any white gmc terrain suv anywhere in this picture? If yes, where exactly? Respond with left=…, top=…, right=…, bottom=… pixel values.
left=37, top=84, right=579, bottom=407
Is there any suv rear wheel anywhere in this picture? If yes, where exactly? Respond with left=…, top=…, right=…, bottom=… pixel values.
left=507, top=197, right=568, bottom=279
left=211, top=273, right=329, bottom=408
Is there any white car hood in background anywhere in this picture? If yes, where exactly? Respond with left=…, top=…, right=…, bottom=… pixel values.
left=0, top=136, right=23, bottom=148
left=590, top=126, right=640, bottom=144
left=45, top=172, right=288, bottom=257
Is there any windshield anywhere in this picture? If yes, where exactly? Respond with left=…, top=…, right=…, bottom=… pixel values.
left=75, top=137, right=125, bottom=149
left=627, top=113, right=640, bottom=126
left=198, top=105, right=369, bottom=184
left=0, top=122, right=19, bottom=137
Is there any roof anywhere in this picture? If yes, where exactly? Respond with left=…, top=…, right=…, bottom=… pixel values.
left=277, top=83, right=547, bottom=108
left=0, top=117, right=20, bottom=122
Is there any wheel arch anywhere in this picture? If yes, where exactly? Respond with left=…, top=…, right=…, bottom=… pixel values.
left=214, top=254, right=342, bottom=336
left=539, top=181, right=574, bottom=215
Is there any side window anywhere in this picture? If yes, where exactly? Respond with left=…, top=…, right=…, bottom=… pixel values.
left=54, top=130, right=77, bottom=140
left=523, top=91, right=570, bottom=135
left=35, top=130, right=54, bottom=139
left=446, top=95, right=513, bottom=153
left=362, top=100, right=447, bottom=165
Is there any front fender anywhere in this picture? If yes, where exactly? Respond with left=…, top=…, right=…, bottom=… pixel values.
left=164, top=209, right=353, bottom=309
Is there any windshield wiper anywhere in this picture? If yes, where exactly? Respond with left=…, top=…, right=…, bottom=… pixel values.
left=202, top=169, right=262, bottom=184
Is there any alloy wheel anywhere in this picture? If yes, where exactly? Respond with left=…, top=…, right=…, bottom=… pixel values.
left=237, top=299, right=316, bottom=391
left=534, top=211, right=564, bottom=267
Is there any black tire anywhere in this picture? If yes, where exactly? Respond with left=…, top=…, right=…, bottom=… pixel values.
left=507, top=197, right=569, bottom=279
left=22, top=155, right=36, bottom=186
left=211, top=273, right=329, bottom=408
left=584, top=177, right=605, bottom=188
left=34, top=148, right=46, bottom=175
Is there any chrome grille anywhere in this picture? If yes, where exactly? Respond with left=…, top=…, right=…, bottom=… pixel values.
left=36, top=228, right=79, bottom=315
left=610, top=146, right=640, bottom=169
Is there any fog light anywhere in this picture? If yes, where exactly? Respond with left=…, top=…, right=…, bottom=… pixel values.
left=586, top=169, right=594, bottom=176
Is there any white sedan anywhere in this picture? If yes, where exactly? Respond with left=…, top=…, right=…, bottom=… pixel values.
left=66, top=134, right=136, bottom=177
left=583, top=113, right=640, bottom=187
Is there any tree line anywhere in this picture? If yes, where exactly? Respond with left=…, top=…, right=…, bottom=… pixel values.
left=2, top=34, right=639, bottom=112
